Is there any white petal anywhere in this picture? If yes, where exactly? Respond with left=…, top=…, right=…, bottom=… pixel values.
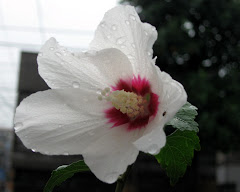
left=38, top=38, right=133, bottom=89
left=14, top=88, right=113, bottom=155
left=133, top=70, right=187, bottom=155
left=90, top=5, right=158, bottom=76
left=82, top=126, right=139, bottom=183
left=133, top=119, right=166, bottom=155
left=159, top=71, right=187, bottom=123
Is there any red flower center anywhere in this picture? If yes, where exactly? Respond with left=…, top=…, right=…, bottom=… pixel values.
left=105, top=75, right=159, bottom=131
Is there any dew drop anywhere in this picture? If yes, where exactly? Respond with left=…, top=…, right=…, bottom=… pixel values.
left=32, top=149, right=37, bottom=152
left=63, top=152, right=69, bottom=155
left=58, top=124, right=62, bottom=128
left=147, top=50, right=153, bottom=56
left=104, top=172, right=118, bottom=183
left=107, top=35, right=111, bottom=39
left=61, top=49, right=67, bottom=56
left=151, top=27, right=156, bottom=31
left=72, top=81, right=80, bottom=88
left=96, top=89, right=102, bottom=95
left=116, top=37, right=126, bottom=45
left=39, top=52, right=43, bottom=57
left=49, top=47, right=54, bottom=51
left=111, top=25, right=117, bottom=31
left=148, top=144, right=159, bottom=155
left=89, top=131, right=94, bottom=136
left=125, top=20, right=130, bottom=25
left=14, top=122, right=23, bottom=130
left=144, top=31, right=148, bottom=36
left=100, top=22, right=105, bottom=27
left=131, top=43, right=136, bottom=48
left=55, top=52, right=62, bottom=57
left=130, top=14, right=136, bottom=21
left=127, top=55, right=134, bottom=59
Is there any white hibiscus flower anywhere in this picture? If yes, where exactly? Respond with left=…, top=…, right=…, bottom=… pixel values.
left=14, top=5, right=187, bottom=184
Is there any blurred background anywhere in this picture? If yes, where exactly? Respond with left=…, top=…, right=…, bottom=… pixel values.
left=0, top=0, right=239, bottom=191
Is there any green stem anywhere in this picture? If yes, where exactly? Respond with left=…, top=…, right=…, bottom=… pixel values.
left=114, top=165, right=132, bottom=192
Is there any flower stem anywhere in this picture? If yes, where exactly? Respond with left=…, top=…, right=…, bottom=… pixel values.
left=114, top=165, right=132, bottom=192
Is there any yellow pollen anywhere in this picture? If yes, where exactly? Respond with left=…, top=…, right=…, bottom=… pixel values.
left=99, top=89, right=148, bottom=118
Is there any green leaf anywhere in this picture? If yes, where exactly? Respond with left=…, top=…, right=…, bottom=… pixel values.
left=167, top=102, right=199, bottom=132
left=155, top=130, right=200, bottom=185
left=44, top=160, right=90, bottom=192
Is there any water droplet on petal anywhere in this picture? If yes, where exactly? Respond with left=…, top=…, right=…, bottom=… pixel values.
left=147, top=50, right=153, bottom=56
left=130, top=14, right=136, bottom=21
left=61, top=49, right=67, bottom=56
left=72, top=81, right=80, bottom=88
left=50, top=47, right=54, bottom=51
left=14, top=122, right=23, bottom=130
left=125, top=20, right=130, bottom=25
left=39, top=52, right=43, bottom=57
left=55, top=52, right=62, bottom=57
left=32, top=149, right=37, bottom=152
left=111, top=25, right=117, bottom=31
left=127, top=55, right=134, bottom=59
left=63, top=152, right=69, bottom=155
left=116, top=37, right=126, bottom=45
left=89, top=131, right=94, bottom=136
left=131, top=43, right=136, bottom=48
left=152, top=27, right=156, bottom=31
left=107, top=35, right=111, bottom=39
left=148, top=144, right=159, bottom=155
left=100, top=22, right=105, bottom=27
left=105, top=172, right=118, bottom=183
left=144, top=31, right=148, bottom=36
left=96, top=90, right=102, bottom=95
left=58, top=124, right=62, bottom=128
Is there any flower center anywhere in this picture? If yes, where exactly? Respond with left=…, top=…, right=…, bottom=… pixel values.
left=98, top=88, right=149, bottom=119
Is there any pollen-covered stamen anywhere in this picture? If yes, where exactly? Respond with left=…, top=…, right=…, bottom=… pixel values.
left=99, top=88, right=148, bottom=119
